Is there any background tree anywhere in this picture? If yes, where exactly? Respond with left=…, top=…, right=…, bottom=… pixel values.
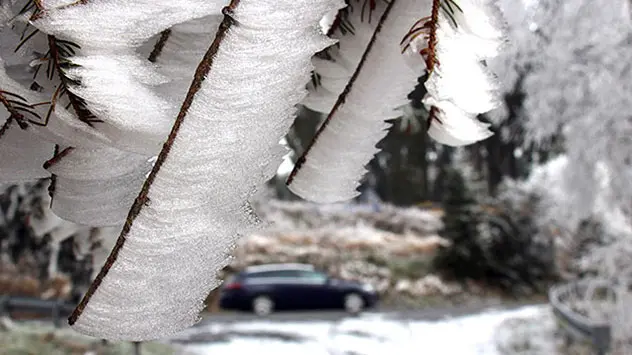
left=496, top=0, right=632, bottom=226
left=432, top=168, right=484, bottom=281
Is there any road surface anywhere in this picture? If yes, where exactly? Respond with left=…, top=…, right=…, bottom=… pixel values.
left=195, top=301, right=540, bottom=326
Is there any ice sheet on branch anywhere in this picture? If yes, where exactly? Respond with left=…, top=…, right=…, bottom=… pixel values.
left=69, top=0, right=345, bottom=341
left=46, top=146, right=151, bottom=227
left=153, top=15, right=224, bottom=106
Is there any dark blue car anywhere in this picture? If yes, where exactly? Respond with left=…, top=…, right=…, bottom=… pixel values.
left=219, top=263, right=379, bottom=316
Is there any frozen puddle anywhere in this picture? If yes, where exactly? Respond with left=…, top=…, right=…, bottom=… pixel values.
left=175, top=305, right=548, bottom=355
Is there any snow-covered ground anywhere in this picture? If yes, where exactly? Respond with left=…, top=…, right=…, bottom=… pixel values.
left=174, top=305, right=550, bottom=355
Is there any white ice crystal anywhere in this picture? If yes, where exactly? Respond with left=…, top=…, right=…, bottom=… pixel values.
left=152, top=15, right=223, bottom=105
left=0, top=1, right=231, bottom=227
left=426, top=98, right=494, bottom=146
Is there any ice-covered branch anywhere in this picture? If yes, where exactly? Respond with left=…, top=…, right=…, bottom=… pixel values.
left=67, top=0, right=344, bottom=340
left=32, top=0, right=226, bottom=155
left=404, top=0, right=506, bottom=146
left=288, top=0, right=428, bottom=203
left=302, top=0, right=388, bottom=114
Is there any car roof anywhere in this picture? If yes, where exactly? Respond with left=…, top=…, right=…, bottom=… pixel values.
left=243, top=263, right=315, bottom=273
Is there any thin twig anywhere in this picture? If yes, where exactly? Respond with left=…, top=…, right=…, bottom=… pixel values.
left=414, top=0, right=442, bottom=128
left=31, top=0, right=88, bottom=21
left=0, top=117, right=13, bottom=140
left=68, top=0, right=242, bottom=326
left=426, top=0, right=441, bottom=72
left=425, top=0, right=442, bottom=127
left=0, top=92, right=21, bottom=117
left=43, top=146, right=74, bottom=169
left=0, top=90, right=39, bottom=129
left=47, top=145, right=60, bottom=207
left=287, top=0, right=397, bottom=185
left=148, top=29, right=172, bottom=63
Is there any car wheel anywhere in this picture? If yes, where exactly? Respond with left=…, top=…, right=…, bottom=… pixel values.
left=252, top=295, right=274, bottom=316
left=344, top=293, right=364, bottom=314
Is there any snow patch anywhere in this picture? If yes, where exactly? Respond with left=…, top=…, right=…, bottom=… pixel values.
left=178, top=305, right=549, bottom=355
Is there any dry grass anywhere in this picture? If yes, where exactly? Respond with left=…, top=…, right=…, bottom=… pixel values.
left=0, top=320, right=179, bottom=355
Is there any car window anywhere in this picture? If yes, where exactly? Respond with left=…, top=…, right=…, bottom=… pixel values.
left=247, top=269, right=301, bottom=279
left=297, top=270, right=328, bottom=283
left=243, top=268, right=329, bottom=284
left=274, top=270, right=303, bottom=278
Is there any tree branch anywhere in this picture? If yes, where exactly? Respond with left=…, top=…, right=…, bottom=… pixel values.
left=425, top=0, right=441, bottom=73
left=399, top=0, right=441, bottom=128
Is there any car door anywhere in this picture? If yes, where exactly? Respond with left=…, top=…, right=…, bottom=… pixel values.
left=292, top=270, right=335, bottom=310
left=246, top=270, right=300, bottom=310
left=270, top=269, right=305, bottom=310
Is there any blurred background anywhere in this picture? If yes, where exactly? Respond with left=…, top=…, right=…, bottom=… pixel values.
left=2, top=0, right=632, bottom=354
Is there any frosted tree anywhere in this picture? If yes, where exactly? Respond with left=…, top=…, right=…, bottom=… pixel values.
left=497, top=1, right=632, bottom=349
left=0, top=0, right=507, bottom=340
left=495, top=0, right=632, bottom=227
